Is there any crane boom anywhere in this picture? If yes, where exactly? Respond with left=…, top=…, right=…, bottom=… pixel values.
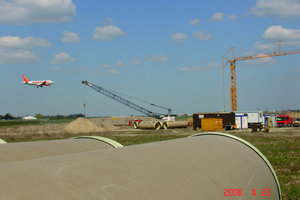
left=234, top=49, right=300, bottom=61
left=82, top=81, right=164, bottom=118
left=223, top=41, right=300, bottom=112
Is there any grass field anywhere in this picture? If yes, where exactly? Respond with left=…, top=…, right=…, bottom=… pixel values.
left=230, top=131, right=300, bottom=200
left=0, top=118, right=74, bottom=127
left=0, top=122, right=299, bottom=200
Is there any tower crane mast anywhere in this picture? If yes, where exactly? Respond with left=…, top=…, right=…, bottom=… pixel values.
left=223, top=41, right=300, bottom=112
left=82, top=81, right=171, bottom=118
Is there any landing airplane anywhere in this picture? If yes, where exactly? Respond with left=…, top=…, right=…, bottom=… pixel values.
left=23, top=75, right=54, bottom=88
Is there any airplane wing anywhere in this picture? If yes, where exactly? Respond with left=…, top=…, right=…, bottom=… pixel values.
left=38, top=81, right=47, bottom=87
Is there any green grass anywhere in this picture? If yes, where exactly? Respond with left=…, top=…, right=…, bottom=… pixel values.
left=230, top=132, right=300, bottom=200
left=0, top=118, right=74, bottom=127
left=175, top=116, right=192, bottom=121
left=109, top=134, right=186, bottom=146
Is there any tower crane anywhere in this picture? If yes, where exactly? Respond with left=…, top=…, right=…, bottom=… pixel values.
left=82, top=81, right=172, bottom=118
left=222, top=41, right=300, bottom=112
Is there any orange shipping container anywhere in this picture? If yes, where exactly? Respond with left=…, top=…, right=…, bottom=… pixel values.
left=201, top=118, right=223, bottom=131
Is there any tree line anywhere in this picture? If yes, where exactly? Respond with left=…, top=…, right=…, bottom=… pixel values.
left=0, top=113, right=85, bottom=120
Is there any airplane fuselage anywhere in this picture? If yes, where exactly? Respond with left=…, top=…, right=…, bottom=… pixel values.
left=22, top=75, right=54, bottom=88
left=23, top=80, right=54, bottom=87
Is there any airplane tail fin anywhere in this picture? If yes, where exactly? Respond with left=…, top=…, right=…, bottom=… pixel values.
left=23, top=75, right=29, bottom=82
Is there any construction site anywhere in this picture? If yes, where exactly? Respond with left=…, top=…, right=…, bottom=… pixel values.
left=0, top=42, right=299, bottom=200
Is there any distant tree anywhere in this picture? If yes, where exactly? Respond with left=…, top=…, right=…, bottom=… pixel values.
left=55, top=115, right=65, bottom=119
left=35, top=114, right=43, bottom=119
left=68, top=113, right=85, bottom=118
left=3, top=113, right=14, bottom=120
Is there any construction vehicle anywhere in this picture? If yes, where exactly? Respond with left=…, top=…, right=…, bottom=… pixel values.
left=292, top=118, right=300, bottom=127
left=276, top=114, right=293, bottom=127
left=82, top=81, right=172, bottom=119
left=223, top=41, right=300, bottom=112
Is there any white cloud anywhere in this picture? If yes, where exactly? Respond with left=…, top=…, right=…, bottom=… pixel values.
left=0, top=36, right=50, bottom=48
left=180, top=66, right=205, bottom=72
left=50, top=66, right=63, bottom=72
left=211, top=12, right=224, bottom=22
left=131, top=58, right=141, bottom=65
left=93, top=25, right=125, bottom=40
left=106, top=17, right=113, bottom=23
left=253, top=41, right=276, bottom=50
left=0, top=36, right=50, bottom=64
left=148, top=55, right=168, bottom=63
left=89, top=70, right=103, bottom=75
left=193, top=31, right=213, bottom=41
left=64, top=67, right=89, bottom=75
left=0, top=50, right=39, bottom=64
left=189, top=18, right=200, bottom=25
left=0, top=0, right=76, bottom=25
left=206, top=63, right=221, bottom=68
left=171, top=33, right=187, bottom=44
left=180, top=63, right=220, bottom=72
left=108, top=69, right=119, bottom=74
left=61, top=31, right=80, bottom=43
left=228, top=14, right=237, bottom=20
left=50, top=52, right=75, bottom=65
left=101, top=64, right=110, bottom=68
left=250, top=0, right=300, bottom=18
left=114, top=61, right=124, bottom=67
left=262, top=26, right=300, bottom=44
left=77, top=67, right=89, bottom=71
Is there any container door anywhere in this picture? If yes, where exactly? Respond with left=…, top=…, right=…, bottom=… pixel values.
left=235, top=117, right=241, bottom=129
left=242, top=116, right=248, bottom=129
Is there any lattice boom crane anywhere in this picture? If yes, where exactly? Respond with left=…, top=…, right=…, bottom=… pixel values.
left=82, top=81, right=172, bottom=118
left=223, top=41, right=300, bottom=112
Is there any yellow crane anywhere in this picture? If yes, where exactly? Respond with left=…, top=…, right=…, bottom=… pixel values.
left=222, top=41, right=300, bottom=112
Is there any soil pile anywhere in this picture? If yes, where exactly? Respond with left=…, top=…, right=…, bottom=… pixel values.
left=88, top=118, right=120, bottom=131
left=64, top=118, right=103, bottom=134
left=102, top=120, right=120, bottom=131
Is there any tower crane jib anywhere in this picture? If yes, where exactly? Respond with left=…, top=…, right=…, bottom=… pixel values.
left=223, top=41, right=300, bottom=112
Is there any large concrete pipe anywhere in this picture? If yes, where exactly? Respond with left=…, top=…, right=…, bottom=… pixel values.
left=0, top=138, right=7, bottom=144
left=0, top=133, right=280, bottom=199
left=162, top=121, right=188, bottom=129
left=136, top=121, right=161, bottom=130
left=0, top=136, right=122, bottom=163
left=133, top=121, right=141, bottom=129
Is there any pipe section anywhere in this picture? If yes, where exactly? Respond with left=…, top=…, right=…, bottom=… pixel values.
left=162, top=121, right=188, bottom=129
left=0, top=136, right=122, bottom=163
left=0, top=133, right=280, bottom=199
left=135, top=121, right=161, bottom=130
left=74, top=136, right=123, bottom=148
left=133, top=121, right=141, bottom=129
left=0, top=138, right=7, bottom=144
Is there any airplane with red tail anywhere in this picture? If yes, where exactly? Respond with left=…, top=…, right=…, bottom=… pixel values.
left=23, top=75, right=54, bottom=88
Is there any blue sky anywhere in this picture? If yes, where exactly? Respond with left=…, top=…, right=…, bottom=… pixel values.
left=0, top=0, right=300, bottom=117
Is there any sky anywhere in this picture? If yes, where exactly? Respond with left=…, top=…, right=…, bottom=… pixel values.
left=0, top=0, right=300, bottom=117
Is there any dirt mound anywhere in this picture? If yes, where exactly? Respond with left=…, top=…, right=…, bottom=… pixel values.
left=87, top=118, right=120, bottom=131
left=102, top=120, right=120, bottom=131
left=64, top=118, right=103, bottom=134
